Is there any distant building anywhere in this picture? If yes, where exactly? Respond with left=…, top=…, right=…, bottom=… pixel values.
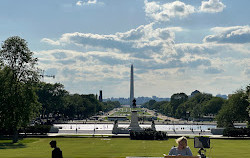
left=216, top=94, right=228, bottom=99
left=103, top=96, right=170, bottom=105
left=99, top=90, right=103, bottom=102
left=190, top=90, right=201, bottom=97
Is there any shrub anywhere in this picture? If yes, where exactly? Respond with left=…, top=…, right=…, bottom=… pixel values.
left=130, top=129, right=168, bottom=140
left=19, top=125, right=52, bottom=135
left=223, top=127, right=250, bottom=137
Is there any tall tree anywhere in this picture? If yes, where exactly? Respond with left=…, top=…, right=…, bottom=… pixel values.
left=37, top=82, right=68, bottom=119
left=245, top=85, right=250, bottom=127
left=216, top=90, right=249, bottom=127
left=175, top=93, right=212, bottom=119
left=170, top=93, right=188, bottom=116
left=0, top=36, right=41, bottom=143
left=202, top=97, right=225, bottom=115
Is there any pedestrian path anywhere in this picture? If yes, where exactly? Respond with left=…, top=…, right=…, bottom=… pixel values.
left=126, top=157, right=163, bottom=158
left=49, top=129, right=223, bottom=138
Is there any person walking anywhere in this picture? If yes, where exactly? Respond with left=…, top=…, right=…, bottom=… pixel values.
left=49, top=140, right=63, bottom=158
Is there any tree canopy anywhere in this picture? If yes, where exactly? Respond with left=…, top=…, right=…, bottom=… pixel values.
left=36, top=82, right=121, bottom=121
left=142, top=85, right=249, bottom=128
left=216, top=88, right=249, bottom=127
left=0, top=36, right=41, bottom=142
left=142, top=92, right=224, bottom=121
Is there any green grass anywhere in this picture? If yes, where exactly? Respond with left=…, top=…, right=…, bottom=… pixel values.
left=0, top=138, right=250, bottom=158
left=111, top=108, right=152, bottom=118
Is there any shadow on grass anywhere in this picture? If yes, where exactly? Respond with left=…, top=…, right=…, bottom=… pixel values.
left=0, top=140, right=26, bottom=149
left=0, top=142, right=26, bottom=149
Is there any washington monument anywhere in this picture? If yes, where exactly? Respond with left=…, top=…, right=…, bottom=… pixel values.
left=130, top=64, right=134, bottom=107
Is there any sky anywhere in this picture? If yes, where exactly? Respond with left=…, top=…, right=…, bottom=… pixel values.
left=0, top=0, right=250, bottom=98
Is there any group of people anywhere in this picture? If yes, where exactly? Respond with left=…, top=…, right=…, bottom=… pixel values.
left=49, top=136, right=192, bottom=158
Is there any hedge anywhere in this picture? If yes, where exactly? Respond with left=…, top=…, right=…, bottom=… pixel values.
left=19, top=125, right=52, bottom=135
left=223, top=127, right=250, bottom=137
left=130, top=129, right=168, bottom=140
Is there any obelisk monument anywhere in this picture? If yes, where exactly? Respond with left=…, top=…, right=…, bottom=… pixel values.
left=112, top=64, right=142, bottom=133
left=130, top=64, right=134, bottom=107
left=128, top=64, right=142, bottom=131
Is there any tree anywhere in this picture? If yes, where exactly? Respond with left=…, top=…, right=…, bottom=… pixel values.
left=216, top=90, right=249, bottom=127
left=141, top=100, right=156, bottom=110
left=202, top=97, right=225, bottom=115
left=162, top=102, right=173, bottom=116
left=148, top=100, right=157, bottom=108
left=174, top=93, right=212, bottom=119
left=63, top=94, right=85, bottom=120
left=0, top=36, right=41, bottom=143
left=102, top=101, right=121, bottom=112
left=81, top=94, right=103, bottom=117
left=170, top=93, right=188, bottom=116
left=37, top=82, right=68, bottom=119
left=244, top=85, right=250, bottom=127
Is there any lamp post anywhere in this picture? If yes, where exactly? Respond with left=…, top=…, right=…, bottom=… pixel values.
left=186, top=111, right=190, bottom=122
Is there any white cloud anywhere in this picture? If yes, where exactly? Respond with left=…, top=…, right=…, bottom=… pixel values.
left=204, top=67, right=224, bottom=74
left=76, top=0, right=99, bottom=6
left=40, top=23, right=250, bottom=77
left=35, top=49, right=134, bottom=87
left=41, top=25, right=214, bottom=71
left=144, top=0, right=195, bottom=22
left=244, top=67, right=250, bottom=77
left=175, top=43, right=218, bottom=56
left=203, top=25, right=250, bottom=43
left=76, top=1, right=82, bottom=6
left=144, top=0, right=226, bottom=22
left=41, top=23, right=178, bottom=60
left=41, top=38, right=60, bottom=45
left=37, top=38, right=250, bottom=97
left=34, top=0, right=248, bottom=98
left=200, top=0, right=226, bottom=13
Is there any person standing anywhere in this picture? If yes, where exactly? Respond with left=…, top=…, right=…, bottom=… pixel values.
left=50, top=140, right=63, bottom=158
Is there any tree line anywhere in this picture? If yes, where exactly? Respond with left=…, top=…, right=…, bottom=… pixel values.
left=37, top=82, right=120, bottom=121
left=0, top=36, right=120, bottom=142
left=142, top=87, right=250, bottom=128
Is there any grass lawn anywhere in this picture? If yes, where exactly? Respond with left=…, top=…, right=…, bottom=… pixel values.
left=0, top=137, right=250, bottom=158
left=111, top=108, right=151, bottom=120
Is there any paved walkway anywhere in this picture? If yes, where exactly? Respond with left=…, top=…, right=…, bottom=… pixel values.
left=126, top=157, right=163, bottom=158
left=48, top=129, right=223, bottom=138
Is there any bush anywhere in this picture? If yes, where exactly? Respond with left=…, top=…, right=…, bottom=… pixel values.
left=0, top=125, right=52, bottom=135
left=19, top=125, right=52, bottom=135
left=0, top=128, right=13, bottom=135
left=223, top=127, right=250, bottom=137
left=130, top=129, right=168, bottom=140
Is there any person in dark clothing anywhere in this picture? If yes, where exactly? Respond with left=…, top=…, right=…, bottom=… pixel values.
left=50, top=140, right=63, bottom=158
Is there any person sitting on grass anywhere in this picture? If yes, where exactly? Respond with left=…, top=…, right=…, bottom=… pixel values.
left=168, top=136, right=193, bottom=156
left=49, top=140, right=63, bottom=158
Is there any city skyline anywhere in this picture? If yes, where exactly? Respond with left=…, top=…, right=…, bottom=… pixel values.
left=103, top=90, right=228, bottom=105
left=0, top=0, right=249, bottom=98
